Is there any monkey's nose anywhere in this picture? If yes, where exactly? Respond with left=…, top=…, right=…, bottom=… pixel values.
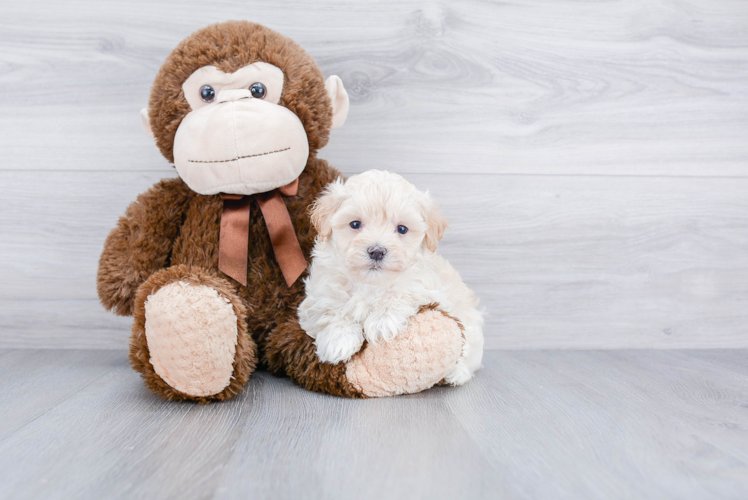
left=367, top=246, right=387, bottom=262
left=216, top=89, right=252, bottom=103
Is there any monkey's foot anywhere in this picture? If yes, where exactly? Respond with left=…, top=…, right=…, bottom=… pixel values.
left=130, top=265, right=257, bottom=403
left=263, top=305, right=463, bottom=399
left=345, top=305, right=463, bottom=397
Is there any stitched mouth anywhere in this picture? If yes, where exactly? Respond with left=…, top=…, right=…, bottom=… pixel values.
left=188, top=146, right=291, bottom=164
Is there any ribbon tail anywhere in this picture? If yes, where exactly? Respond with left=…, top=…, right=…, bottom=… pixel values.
left=219, top=195, right=251, bottom=286
left=257, top=191, right=308, bottom=287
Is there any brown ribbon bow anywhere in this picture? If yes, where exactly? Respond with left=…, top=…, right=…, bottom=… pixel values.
left=219, top=178, right=307, bottom=287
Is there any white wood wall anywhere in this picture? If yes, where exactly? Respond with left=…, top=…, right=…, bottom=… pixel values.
left=1, top=0, right=747, bottom=349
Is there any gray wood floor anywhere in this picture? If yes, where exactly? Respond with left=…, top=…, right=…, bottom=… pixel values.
left=1, top=349, right=746, bottom=500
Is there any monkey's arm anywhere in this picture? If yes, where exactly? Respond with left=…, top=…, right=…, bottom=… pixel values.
left=97, top=177, right=194, bottom=316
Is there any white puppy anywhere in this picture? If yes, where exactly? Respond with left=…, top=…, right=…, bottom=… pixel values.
left=298, top=170, right=484, bottom=385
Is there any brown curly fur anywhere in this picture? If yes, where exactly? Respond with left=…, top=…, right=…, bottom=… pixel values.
left=98, top=157, right=355, bottom=400
left=130, top=265, right=257, bottom=403
left=264, top=316, right=366, bottom=398
left=97, top=178, right=194, bottom=316
left=148, top=21, right=332, bottom=163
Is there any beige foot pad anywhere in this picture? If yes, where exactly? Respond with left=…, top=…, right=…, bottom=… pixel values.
left=144, top=281, right=238, bottom=397
left=346, top=309, right=463, bottom=397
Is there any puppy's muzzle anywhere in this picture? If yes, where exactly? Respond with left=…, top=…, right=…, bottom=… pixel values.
left=367, top=246, right=387, bottom=262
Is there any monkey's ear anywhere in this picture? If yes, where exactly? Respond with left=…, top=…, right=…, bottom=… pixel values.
left=140, top=108, right=154, bottom=138
left=324, top=76, right=349, bottom=130
left=310, top=178, right=348, bottom=240
left=422, top=195, right=449, bottom=252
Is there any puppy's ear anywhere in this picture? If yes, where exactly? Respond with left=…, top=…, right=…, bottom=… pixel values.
left=422, top=195, right=449, bottom=252
left=310, top=178, right=348, bottom=241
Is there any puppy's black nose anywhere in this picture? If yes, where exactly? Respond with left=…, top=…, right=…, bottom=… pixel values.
left=367, top=246, right=387, bottom=262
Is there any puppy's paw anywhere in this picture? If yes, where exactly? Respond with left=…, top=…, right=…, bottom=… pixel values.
left=443, top=359, right=473, bottom=386
left=363, top=310, right=410, bottom=343
left=315, top=323, right=364, bottom=364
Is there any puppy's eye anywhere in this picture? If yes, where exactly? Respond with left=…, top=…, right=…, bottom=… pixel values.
left=350, top=221, right=362, bottom=229
left=249, top=82, right=266, bottom=99
left=397, top=225, right=408, bottom=234
left=200, top=85, right=216, bottom=102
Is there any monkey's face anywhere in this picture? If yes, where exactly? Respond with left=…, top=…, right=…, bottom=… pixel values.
left=141, top=22, right=349, bottom=197
left=173, top=62, right=309, bottom=195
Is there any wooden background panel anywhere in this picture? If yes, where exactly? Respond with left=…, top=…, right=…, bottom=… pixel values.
left=0, top=300, right=131, bottom=350
left=0, top=0, right=747, bottom=175
left=1, top=0, right=747, bottom=349
left=1, top=170, right=746, bottom=349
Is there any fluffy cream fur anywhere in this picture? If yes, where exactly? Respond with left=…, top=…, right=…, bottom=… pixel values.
left=144, top=281, right=238, bottom=396
left=298, top=170, right=484, bottom=385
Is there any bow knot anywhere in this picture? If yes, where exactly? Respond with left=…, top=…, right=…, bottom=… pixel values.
left=218, top=178, right=307, bottom=287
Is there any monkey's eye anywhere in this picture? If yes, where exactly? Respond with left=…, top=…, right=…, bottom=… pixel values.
left=249, top=82, right=267, bottom=99
left=350, top=221, right=362, bottom=230
left=199, top=85, right=216, bottom=103
left=397, top=225, right=408, bottom=234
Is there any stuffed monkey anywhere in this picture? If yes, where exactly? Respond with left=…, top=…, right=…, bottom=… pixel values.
left=97, top=21, right=463, bottom=402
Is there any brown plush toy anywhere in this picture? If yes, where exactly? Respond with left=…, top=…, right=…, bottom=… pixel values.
left=97, top=21, right=463, bottom=402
